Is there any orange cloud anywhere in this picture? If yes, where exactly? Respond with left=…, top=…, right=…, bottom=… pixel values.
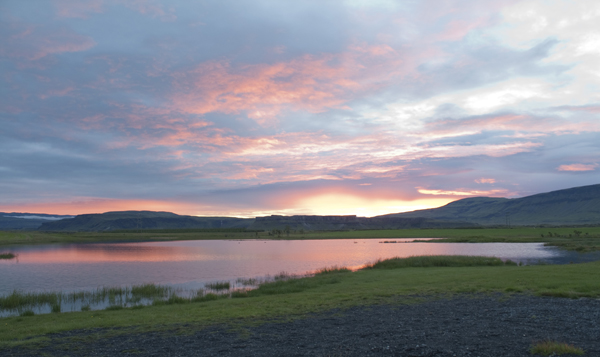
left=0, top=199, right=201, bottom=216
left=171, top=56, right=356, bottom=123
left=424, top=114, right=600, bottom=138
left=53, top=0, right=104, bottom=18
left=475, top=178, right=496, bottom=184
left=557, top=163, right=597, bottom=172
left=417, top=188, right=510, bottom=196
left=169, top=42, right=418, bottom=124
left=2, top=24, right=96, bottom=60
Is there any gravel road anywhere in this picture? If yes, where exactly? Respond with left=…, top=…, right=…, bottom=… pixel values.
left=4, top=294, right=600, bottom=356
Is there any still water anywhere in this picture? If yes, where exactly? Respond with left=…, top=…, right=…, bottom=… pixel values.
left=0, top=238, right=584, bottom=296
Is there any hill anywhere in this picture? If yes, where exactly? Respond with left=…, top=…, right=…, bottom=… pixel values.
left=384, top=184, right=600, bottom=226
left=39, top=211, right=254, bottom=232
left=0, top=212, right=74, bottom=230
left=248, top=215, right=474, bottom=230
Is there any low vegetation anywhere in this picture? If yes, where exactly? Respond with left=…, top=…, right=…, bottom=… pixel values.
left=205, top=281, right=231, bottom=291
left=363, top=255, right=515, bottom=269
left=2, top=257, right=600, bottom=348
left=0, top=252, right=16, bottom=259
left=530, top=340, right=584, bottom=356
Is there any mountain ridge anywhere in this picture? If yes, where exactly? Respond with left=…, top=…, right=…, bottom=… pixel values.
left=5, top=183, right=600, bottom=231
left=385, top=183, right=600, bottom=226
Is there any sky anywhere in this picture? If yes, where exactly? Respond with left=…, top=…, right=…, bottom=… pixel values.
left=1, top=0, right=599, bottom=217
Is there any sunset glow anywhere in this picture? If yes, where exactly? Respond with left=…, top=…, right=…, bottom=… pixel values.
left=1, top=0, right=599, bottom=217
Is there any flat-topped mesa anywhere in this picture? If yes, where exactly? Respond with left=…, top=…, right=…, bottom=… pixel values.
left=255, top=215, right=359, bottom=224
left=250, top=215, right=473, bottom=230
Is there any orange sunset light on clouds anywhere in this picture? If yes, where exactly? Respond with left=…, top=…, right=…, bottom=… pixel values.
left=1, top=0, right=599, bottom=217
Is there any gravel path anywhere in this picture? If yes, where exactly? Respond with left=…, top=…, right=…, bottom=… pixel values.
left=5, top=294, right=600, bottom=356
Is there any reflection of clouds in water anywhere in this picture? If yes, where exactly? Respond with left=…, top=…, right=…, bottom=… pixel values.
left=0, top=240, right=575, bottom=296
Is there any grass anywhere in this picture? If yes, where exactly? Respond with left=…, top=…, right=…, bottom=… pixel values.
left=530, top=340, right=584, bottom=356
left=205, top=281, right=231, bottom=291
left=0, top=283, right=178, bottom=314
left=363, top=255, right=512, bottom=269
left=0, top=253, right=16, bottom=259
left=0, top=291, right=62, bottom=310
left=2, top=257, right=600, bottom=348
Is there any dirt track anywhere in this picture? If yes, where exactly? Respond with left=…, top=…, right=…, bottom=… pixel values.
left=5, top=294, right=600, bottom=356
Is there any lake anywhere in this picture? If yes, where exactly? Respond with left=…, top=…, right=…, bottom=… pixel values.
left=1, top=238, right=590, bottom=297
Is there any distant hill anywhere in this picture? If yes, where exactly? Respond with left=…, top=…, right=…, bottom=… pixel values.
left=248, top=215, right=475, bottom=231
left=383, top=184, right=600, bottom=226
left=39, top=211, right=254, bottom=232
left=0, top=212, right=74, bottom=230
left=13, top=183, right=600, bottom=232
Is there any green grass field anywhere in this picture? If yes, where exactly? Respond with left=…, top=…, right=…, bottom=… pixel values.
left=1, top=257, right=600, bottom=348
left=2, top=227, right=600, bottom=251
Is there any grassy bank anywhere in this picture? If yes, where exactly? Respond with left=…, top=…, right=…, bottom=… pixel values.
left=0, top=252, right=16, bottom=259
left=2, top=257, right=600, bottom=348
left=3, top=227, right=600, bottom=251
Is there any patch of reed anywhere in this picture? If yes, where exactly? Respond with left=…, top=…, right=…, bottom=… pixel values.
left=0, top=253, right=16, bottom=259
left=529, top=340, right=584, bottom=356
left=131, top=283, right=171, bottom=298
left=206, top=281, right=230, bottom=291
left=363, top=255, right=508, bottom=269
left=191, top=293, right=222, bottom=303
left=236, top=277, right=259, bottom=286
left=236, top=275, right=342, bottom=298
left=165, top=295, right=189, bottom=305
left=314, top=266, right=351, bottom=275
left=105, top=305, right=124, bottom=311
left=0, top=291, right=61, bottom=310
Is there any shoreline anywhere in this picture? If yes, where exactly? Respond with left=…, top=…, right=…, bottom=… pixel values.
left=2, top=258, right=600, bottom=349
left=2, top=227, right=600, bottom=252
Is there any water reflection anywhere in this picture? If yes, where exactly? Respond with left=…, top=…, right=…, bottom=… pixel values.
left=0, top=239, right=568, bottom=297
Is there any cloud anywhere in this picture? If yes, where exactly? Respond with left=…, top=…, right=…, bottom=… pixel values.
left=168, top=42, right=416, bottom=124
left=0, top=21, right=95, bottom=60
left=557, top=163, right=598, bottom=172
left=417, top=188, right=510, bottom=196
left=53, top=0, right=104, bottom=18
left=2, top=0, right=600, bottom=217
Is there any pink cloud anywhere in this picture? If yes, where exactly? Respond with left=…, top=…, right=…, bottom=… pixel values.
left=53, top=0, right=104, bottom=18
left=171, top=56, right=357, bottom=124
left=417, top=187, right=510, bottom=197
left=169, top=43, right=423, bottom=124
left=558, top=105, right=600, bottom=113
left=119, top=0, right=177, bottom=21
left=0, top=198, right=200, bottom=216
left=557, top=163, right=597, bottom=172
left=424, top=114, right=600, bottom=138
left=0, top=22, right=95, bottom=60
left=475, top=178, right=496, bottom=184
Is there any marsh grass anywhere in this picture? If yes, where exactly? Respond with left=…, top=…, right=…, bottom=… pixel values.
left=0, top=283, right=176, bottom=315
left=0, top=253, right=16, bottom=259
left=105, top=305, right=123, bottom=311
left=530, top=340, right=584, bottom=356
left=363, top=255, right=509, bottom=269
left=0, top=291, right=61, bottom=310
left=236, top=277, right=259, bottom=286
left=314, top=266, right=352, bottom=275
left=205, top=281, right=230, bottom=291
left=191, top=293, right=223, bottom=302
